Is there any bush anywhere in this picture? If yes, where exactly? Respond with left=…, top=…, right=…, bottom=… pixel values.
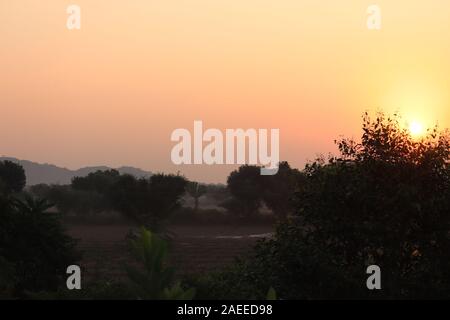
left=209, top=113, right=450, bottom=299
left=124, top=228, right=196, bottom=300
left=184, top=260, right=269, bottom=300
left=0, top=195, right=80, bottom=298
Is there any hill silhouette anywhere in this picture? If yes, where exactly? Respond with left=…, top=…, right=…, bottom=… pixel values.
left=0, top=157, right=152, bottom=185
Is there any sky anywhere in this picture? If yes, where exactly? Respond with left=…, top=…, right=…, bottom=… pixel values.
left=1, top=0, right=450, bottom=183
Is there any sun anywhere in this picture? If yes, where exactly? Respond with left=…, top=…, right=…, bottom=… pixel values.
left=409, top=121, right=424, bottom=137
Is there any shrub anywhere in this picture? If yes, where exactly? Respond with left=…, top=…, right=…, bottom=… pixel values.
left=208, top=113, right=450, bottom=299
left=124, top=228, right=195, bottom=300
left=0, top=195, right=80, bottom=298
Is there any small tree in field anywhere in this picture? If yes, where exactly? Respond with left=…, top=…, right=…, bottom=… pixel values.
left=125, top=228, right=195, bottom=300
left=224, top=162, right=303, bottom=220
left=225, top=165, right=263, bottom=218
left=108, top=173, right=187, bottom=230
left=186, top=181, right=207, bottom=212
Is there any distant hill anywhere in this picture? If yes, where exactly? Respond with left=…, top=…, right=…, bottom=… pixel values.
left=0, top=157, right=152, bottom=185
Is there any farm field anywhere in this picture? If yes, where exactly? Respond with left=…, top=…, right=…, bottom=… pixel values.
left=66, top=224, right=274, bottom=281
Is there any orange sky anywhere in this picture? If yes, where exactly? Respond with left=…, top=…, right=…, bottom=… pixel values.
left=1, top=1, right=449, bottom=182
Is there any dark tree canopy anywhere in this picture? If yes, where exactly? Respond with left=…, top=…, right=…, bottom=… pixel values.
left=217, top=113, right=450, bottom=299
left=0, top=194, right=79, bottom=297
left=261, top=161, right=304, bottom=219
left=0, top=160, right=26, bottom=195
left=30, top=184, right=108, bottom=215
left=107, top=173, right=187, bottom=229
left=33, top=170, right=188, bottom=229
left=225, top=165, right=263, bottom=218
left=71, top=169, right=120, bottom=194
left=224, top=162, right=302, bottom=219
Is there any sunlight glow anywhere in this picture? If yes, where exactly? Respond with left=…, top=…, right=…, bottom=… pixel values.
left=409, top=121, right=424, bottom=137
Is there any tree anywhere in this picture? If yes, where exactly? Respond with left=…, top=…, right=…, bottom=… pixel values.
left=69, top=170, right=187, bottom=228
left=124, top=228, right=195, bottom=299
left=216, top=112, right=450, bottom=299
left=224, top=163, right=303, bottom=220
left=261, top=161, right=304, bottom=220
left=225, top=165, right=263, bottom=218
left=71, top=170, right=121, bottom=214
left=0, top=163, right=79, bottom=298
left=71, top=169, right=120, bottom=193
left=0, top=160, right=26, bottom=195
left=30, top=184, right=107, bottom=216
left=186, top=181, right=207, bottom=212
left=108, top=173, right=187, bottom=230
left=0, top=195, right=79, bottom=297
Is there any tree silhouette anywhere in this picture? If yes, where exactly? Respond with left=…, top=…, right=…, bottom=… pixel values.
left=108, top=173, right=187, bottom=230
left=225, top=165, right=263, bottom=218
left=0, top=194, right=79, bottom=297
left=261, top=161, right=304, bottom=220
left=72, top=169, right=120, bottom=193
left=186, top=181, right=207, bottom=212
left=224, top=162, right=303, bottom=219
left=217, top=112, right=450, bottom=299
left=0, top=160, right=26, bottom=195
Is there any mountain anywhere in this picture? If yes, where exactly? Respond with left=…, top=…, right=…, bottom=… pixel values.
left=0, top=157, right=152, bottom=185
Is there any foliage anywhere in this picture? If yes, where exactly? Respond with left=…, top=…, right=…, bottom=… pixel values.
left=0, top=160, right=26, bottom=195
left=185, top=181, right=207, bottom=212
left=34, top=184, right=108, bottom=215
left=260, top=162, right=304, bottom=219
left=224, top=162, right=302, bottom=219
left=203, top=184, right=229, bottom=203
left=108, top=174, right=187, bottom=230
left=31, top=172, right=188, bottom=229
left=0, top=194, right=80, bottom=298
left=184, top=257, right=272, bottom=300
left=72, top=170, right=120, bottom=194
left=225, top=165, right=264, bottom=218
left=124, top=228, right=195, bottom=300
left=266, top=287, right=277, bottom=300
left=0, top=256, right=15, bottom=299
left=214, top=112, right=450, bottom=299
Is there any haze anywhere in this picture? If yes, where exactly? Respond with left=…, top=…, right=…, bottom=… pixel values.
left=1, top=0, right=449, bottom=182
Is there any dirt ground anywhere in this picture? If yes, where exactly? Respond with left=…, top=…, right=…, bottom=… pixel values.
left=66, top=224, right=274, bottom=281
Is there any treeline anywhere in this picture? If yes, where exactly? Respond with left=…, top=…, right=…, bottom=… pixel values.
left=28, top=163, right=303, bottom=226
left=2, top=111, right=450, bottom=299
left=31, top=171, right=187, bottom=229
left=0, top=161, right=79, bottom=298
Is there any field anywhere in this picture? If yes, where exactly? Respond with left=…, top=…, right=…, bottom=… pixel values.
left=67, top=224, right=274, bottom=281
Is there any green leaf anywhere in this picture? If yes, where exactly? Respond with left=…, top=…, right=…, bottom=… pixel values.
left=266, top=287, right=277, bottom=300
